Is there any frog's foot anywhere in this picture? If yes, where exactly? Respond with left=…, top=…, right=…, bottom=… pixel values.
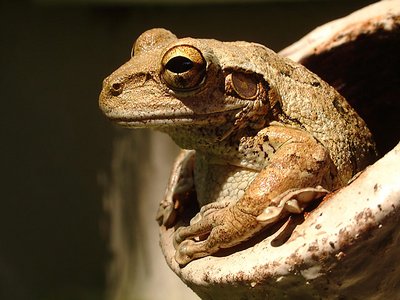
left=173, top=212, right=226, bottom=265
left=156, top=175, right=195, bottom=227
left=173, top=206, right=257, bottom=266
left=256, top=186, right=329, bottom=225
left=156, top=198, right=178, bottom=227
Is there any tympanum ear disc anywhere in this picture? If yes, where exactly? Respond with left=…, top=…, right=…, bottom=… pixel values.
left=231, top=72, right=258, bottom=99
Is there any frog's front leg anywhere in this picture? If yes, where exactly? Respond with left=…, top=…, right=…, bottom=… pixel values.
left=174, top=204, right=261, bottom=264
left=156, top=149, right=196, bottom=227
left=174, top=127, right=335, bottom=265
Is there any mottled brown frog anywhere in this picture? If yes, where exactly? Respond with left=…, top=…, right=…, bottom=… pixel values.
left=99, top=28, right=376, bottom=266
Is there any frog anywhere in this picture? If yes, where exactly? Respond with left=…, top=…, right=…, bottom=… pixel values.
left=99, top=28, right=377, bottom=266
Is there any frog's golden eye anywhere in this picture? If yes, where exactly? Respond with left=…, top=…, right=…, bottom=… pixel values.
left=161, top=45, right=206, bottom=90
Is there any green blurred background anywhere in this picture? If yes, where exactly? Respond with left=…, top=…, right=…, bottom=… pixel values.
left=0, top=0, right=376, bottom=299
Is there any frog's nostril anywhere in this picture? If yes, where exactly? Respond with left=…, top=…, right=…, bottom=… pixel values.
left=110, top=82, right=124, bottom=96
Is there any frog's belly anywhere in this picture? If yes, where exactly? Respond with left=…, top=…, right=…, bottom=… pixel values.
left=195, top=165, right=258, bottom=207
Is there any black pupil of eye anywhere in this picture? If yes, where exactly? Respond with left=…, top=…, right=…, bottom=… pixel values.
left=165, top=56, right=194, bottom=73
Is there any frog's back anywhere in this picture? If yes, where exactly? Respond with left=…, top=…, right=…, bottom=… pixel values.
left=262, top=46, right=376, bottom=185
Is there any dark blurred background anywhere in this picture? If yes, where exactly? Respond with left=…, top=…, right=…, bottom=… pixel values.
left=0, top=0, right=376, bottom=299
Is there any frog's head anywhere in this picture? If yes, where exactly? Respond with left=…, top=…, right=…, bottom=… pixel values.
left=99, top=28, right=280, bottom=141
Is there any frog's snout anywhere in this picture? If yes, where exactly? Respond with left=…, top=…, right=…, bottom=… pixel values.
left=102, top=76, right=124, bottom=97
left=99, top=76, right=121, bottom=117
left=109, top=80, right=124, bottom=97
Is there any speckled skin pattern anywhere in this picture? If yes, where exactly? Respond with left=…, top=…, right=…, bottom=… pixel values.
left=99, top=28, right=377, bottom=265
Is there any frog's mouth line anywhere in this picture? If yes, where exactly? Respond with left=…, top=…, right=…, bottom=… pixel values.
left=109, top=107, right=243, bottom=128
